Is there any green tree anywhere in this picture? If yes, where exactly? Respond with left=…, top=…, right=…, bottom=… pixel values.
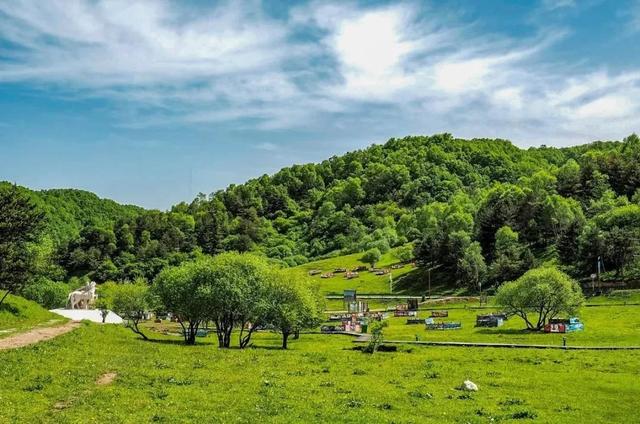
left=363, top=320, right=388, bottom=353
left=263, top=271, right=321, bottom=349
left=153, top=260, right=214, bottom=345
left=21, top=278, right=68, bottom=309
left=489, top=226, right=532, bottom=285
left=0, top=185, right=45, bottom=307
left=109, top=280, right=152, bottom=340
left=456, top=242, right=487, bottom=291
left=361, top=248, right=382, bottom=268
left=496, top=267, right=584, bottom=330
left=205, top=253, right=274, bottom=349
left=392, top=244, right=414, bottom=263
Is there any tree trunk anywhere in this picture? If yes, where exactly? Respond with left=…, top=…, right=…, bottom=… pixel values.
left=187, top=324, right=197, bottom=345
left=293, top=329, right=300, bottom=340
left=224, top=326, right=232, bottom=348
left=239, top=325, right=257, bottom=349
left=0, top=290, right=11, bottom=308
left=179, top=321, right=189, bottom=344
left=282, top=331, right=290, bottom=349
left=131, top=320, right=149, bottom=341
left=184, top=322, right=198, bottom=345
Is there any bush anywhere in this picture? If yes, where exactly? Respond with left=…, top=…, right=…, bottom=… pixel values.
left=21, top=278, right=68, bottom=309
left=361, top=248, right=382, bottom=268
left=393, top=244, right=414, bottom=262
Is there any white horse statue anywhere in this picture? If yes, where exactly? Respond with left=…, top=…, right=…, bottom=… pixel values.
left=67, top=281, right=97, bottom=310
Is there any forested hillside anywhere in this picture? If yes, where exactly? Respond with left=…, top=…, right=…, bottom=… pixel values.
left=0, top=183, right=143, bottom=246
left=9, top=133, right=640, bottom=292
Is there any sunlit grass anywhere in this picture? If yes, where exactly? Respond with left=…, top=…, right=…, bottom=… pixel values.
left=0, top=294, right=67, bottom=339
left=294, top=247, right=416, bottom=295
left=1, top=323, right=638, bottom=423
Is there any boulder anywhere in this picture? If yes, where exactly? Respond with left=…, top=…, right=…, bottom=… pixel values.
left=461, top=380, right=478, bottom=391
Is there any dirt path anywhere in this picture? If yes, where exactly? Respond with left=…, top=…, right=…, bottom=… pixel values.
left=0, top=321, right=80, bottom=351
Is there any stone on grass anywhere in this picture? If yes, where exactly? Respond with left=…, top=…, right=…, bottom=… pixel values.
left=460, top=380, right=478, bottom=391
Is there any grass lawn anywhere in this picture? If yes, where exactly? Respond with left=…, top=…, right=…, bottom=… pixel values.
left=1, top=323, right=639, bottom=423
left=295, top=247, right=417, bottom=295
left=2, top=293, right=639, bottom=422
left=0, top=294, right=67, bottom=339
left=380, top=302, right=640, bottom=347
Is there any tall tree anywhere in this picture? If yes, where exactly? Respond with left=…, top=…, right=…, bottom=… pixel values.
left=0, top=185, right=45, bottom=307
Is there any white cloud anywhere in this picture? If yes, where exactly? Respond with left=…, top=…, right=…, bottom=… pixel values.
left=0, top=0, right=639, bottom=146
left=0, top=1, right=290, bottom=85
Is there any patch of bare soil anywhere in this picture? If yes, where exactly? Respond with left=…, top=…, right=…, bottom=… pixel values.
left=96, top=372, right=117, bottom=386
left=0, top=321, right=80, bottom=350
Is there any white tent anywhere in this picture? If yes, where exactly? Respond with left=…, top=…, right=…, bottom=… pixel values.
left=50, top=309, right=124, bottom=324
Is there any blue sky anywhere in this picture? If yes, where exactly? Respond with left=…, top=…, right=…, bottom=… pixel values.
left=1, top=0, right=639, bottom=209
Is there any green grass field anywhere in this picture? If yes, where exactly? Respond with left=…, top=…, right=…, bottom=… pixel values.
left=295, top=247, right=417, bottom=295
left=295, top=247, right=476, bottom=297
left=2, top=290, right=640, bottom=423
left=0, top=292, right=639, bottom=422
left=379, top=303, right=640, bottom=347
left=0, top=294, right=67, bottom=339
left=1, top=323, right=639, bottom=423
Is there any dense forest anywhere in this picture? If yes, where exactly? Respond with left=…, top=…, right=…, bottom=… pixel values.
left=5, top=133, right=640, bottom=298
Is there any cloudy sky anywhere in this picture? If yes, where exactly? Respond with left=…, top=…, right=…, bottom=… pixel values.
left=1, top=0, right=639, bottom=209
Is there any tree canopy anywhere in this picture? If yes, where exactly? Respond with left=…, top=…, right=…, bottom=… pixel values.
left=7, top=133, right=640, bottom=297
left=496, top=267, right=584, bottom=330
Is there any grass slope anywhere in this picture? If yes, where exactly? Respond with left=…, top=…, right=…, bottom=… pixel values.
left=295, top=247, right=418, bottom=295
left=0, top=323, right=638, bottom=423
left=0, top=294, right=67, bottom=339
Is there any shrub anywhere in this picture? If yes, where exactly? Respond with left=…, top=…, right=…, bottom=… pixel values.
left=21, top=278, right=68, bottom=309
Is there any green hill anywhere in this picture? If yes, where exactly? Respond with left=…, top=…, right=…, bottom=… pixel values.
left=6, top=133, right=640, bottom=290
left=0, top=182, right=144, bottom=246
left=0, top=294, right=67, bottom=339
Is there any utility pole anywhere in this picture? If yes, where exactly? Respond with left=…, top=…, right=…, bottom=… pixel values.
left=428, top=249, right=432, bottom=299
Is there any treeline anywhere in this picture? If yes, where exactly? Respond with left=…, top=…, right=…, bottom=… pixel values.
left=5, top=133, right=640, bottom=300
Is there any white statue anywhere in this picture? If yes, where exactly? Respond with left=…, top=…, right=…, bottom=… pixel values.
left=67, top=281, right=97, bottom=310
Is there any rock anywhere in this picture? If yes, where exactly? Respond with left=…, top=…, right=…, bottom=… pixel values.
left=461, top=380, right=478, bottom=391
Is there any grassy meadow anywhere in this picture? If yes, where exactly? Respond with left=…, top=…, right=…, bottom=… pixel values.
left=379, top=303, right=640, bottom=347
left=294, top=247, right=418, bottom=295
left=2, top=283, right=639, bottom=423
left=1, top=322, right=639, bottom=423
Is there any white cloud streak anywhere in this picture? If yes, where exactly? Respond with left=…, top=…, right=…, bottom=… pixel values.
left=0, top=0, right=639, bottom=145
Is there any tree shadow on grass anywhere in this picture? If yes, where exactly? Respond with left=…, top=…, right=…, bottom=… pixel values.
left=142, top=338, right=201, bottom=346
left=475, top=328, right=534, bottom=335
left=0, top=303, right=20, bottom=315
left=247, top=345, right=286, bottom=351
left=141, top=338, right=287, bottom=350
